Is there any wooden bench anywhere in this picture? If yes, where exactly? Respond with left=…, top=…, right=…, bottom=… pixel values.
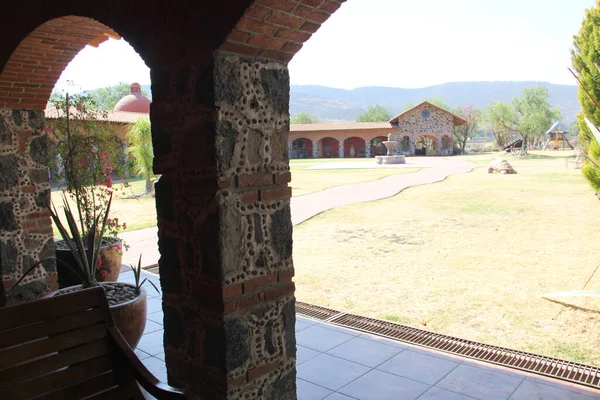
left=0, top=286, right=186, bottom=399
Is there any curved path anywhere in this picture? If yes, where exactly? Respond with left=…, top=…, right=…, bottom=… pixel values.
left=121, top=157, right=480, bottom=267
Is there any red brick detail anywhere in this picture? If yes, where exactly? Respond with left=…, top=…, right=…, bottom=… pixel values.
left=245, top=4, right=272, bottom=20
left=218, top=177, right=233, bottom=189
left=26, top=210, right=51, bottom=219
left=22, top=220, right=37, bottom=229
left=267, top=12, right=304, bottom=29
left=219, top=41, right=260, bottom=57
left=19, top=131, right=32, bottom=138
left=320, top=0, right=343, bottom=13
left=258, top=49, right=295, bottom=63
left=224, top=294, right=259, bottom=314
left=247, top=360, right=280, bottom=381
left=240, top=191, right=258, bottom=204
left=274, top=172, right=291, bottom=184
left=247, top=35, right=285, bottom=50
left=236, top=17, right=278, bottom=36
left=274, top=29, right=312, bottom=43
left=238, top=173, right=273, bottom=187
left=260, top=186, right=291, bottom=202
left=278, top=269, right=295, bottom=282
left=300, top=0, right=327, bottom=7
left=255, top=0, right=297, bottom=13
left=19, top=139, right=27, bottom=152
left=263, top=282, right=295, bottom=301
left=294, top=5, right=330, bottom=24
left=222, top=283, right=243, bottom=299
left=227, top=29, right=252, bottom=43
left=281, top=42, right=303, bottom=54
left=21, top=185, right=36, bottom=194
left=243, top=274, right=277, bottom=293
left=0, top=16, right=114, bottom=109
left=299, top=21, right=321, bottom=33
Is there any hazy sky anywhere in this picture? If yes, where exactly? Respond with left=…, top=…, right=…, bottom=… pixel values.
left=54, top=0, right=596, bottom=93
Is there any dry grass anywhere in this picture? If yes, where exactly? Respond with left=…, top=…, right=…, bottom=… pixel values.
left=293, top=155, right=600, bottom=364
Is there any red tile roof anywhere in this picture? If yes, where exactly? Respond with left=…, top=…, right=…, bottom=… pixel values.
left=291, top=121, right=391, bottom=132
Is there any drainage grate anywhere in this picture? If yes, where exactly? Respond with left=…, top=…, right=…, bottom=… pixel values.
left=296, top=302, right=340, bottom=321
left=296, top=303, right=600, bottom=390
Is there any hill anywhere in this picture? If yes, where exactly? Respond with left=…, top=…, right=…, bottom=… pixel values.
left=290, top=82, right=580, bottom=124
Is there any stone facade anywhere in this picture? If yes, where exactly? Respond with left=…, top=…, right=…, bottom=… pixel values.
left=0, top=109, right=55, bottom=306
left=151, top=54, right=295, bottom=399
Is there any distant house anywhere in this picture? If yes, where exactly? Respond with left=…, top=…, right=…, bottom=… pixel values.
left=289, top=101, right=466, bottom=158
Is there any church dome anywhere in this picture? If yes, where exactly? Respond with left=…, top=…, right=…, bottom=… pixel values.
left=113, top=82, right=151, bottom=113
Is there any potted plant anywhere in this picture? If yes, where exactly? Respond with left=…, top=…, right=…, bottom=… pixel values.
left=46, top=92, right=129, bottom=286
left=12, top=194, right=150, bottom=349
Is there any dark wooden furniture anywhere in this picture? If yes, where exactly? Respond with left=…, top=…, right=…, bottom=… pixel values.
left=0, top=286, right=185, bottom=399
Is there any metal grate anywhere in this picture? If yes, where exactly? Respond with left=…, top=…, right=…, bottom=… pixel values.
left=296, top=301, right=340, bottom=321
left=296, top=303, right=600, bottom=390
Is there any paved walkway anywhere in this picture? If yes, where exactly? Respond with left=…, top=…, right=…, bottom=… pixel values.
left=120, top=157, right=479, bottom=267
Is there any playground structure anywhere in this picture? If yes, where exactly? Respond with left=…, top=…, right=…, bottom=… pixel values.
left=543, top=122, right=574, bottom=150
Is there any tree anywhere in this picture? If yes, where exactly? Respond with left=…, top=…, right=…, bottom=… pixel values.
left=291, top=112, right=319, bottom=124
left=127, top=118, right=155, bottom=194
left=86, top=82, right=149, bottom=110
left=512, top=86, right=561, bottom=150
left=484, top=101, right=517, bottom=148
left=572, top=2, right=600, bottom=189
left=484, top=86, right=560, bottom=153
left=453, top=105, right=481, bottom=154
left=356, top=105, right=392, bottom=122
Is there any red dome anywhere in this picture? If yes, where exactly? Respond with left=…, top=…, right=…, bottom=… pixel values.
left=113, top=82, right=151, bottom=113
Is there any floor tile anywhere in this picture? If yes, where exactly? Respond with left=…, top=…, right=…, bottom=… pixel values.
left=297, top=354, right=371, bottom=391
left=324, top=394, right=356, bottom=399
left=418, top=386, right=476, bottom=399
left=296, top=319, right=314, bottom=332
left=296, top=325, right=355, bottom=352
left=339, top=369, right=430, bottom=400
left=154, top=351, right=165, bottom=361
left=526, top=375, right=600, bottom=398
left=142, top=356, right=168, bottom=382
left=143, top=319, right=163, bottom=334
left=316, top=322, right=362, bottom=337
left=137, top=329, right=164, bottom=356
left=297, top=345, right=321, bottom=365
left=297, top=378, right=333, bottom=400
left=377, top=350, right=459, bottom=385
left=135, top=348, right=152, bottom=360
left=297, top=316, right=319, bottom=326
left=146, top=297, right=163, bottom=314
left=509, top=379, right=600, bottom=400
left=327, top=337, right=402, bottom=367
left=436, top=364, right=524, bottom=400
left=147, top=311, right=164, bottom=325
left=359, top=332, right=409, bottom=350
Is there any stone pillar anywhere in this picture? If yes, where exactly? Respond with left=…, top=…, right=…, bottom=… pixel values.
left=339, top=139, right=344, bottom=158
left=312, top=140, right=318, bottom=158
left=0, top=109, right=56, bottom=306
left=364, top=139, right=371, bottom=158
left=152, top=54, right=296, bottom=399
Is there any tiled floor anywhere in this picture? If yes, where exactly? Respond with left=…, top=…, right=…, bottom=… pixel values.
left=120, top=271, right=600, bottom=400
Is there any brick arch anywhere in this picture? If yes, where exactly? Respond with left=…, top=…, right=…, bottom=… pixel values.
left=219, top=0, right=346, bottom=62
left=0, top=16, right=118, bottom=110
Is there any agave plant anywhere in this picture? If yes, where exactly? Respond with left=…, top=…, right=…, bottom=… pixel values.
left=129, top=254, right=159, bottom=295
left=12, top=192, right=112, bottom=289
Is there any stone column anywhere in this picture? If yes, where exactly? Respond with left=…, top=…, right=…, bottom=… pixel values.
left=0, top=109, right=56, bottom=306
left=338, top=139, right=344, bottom=158
left=312, top=140, right=318, bottom=158
left=152, top=54, right=296, bottom=399
left=364, top=138, right=371, bottom=158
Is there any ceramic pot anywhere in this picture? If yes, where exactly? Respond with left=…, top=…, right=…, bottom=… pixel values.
left=46, top=282, right=147, bottom=349
left=55, top=238, right=123, bottom=288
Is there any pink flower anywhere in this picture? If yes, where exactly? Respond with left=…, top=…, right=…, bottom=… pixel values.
left=100, top=270, right=108, bottom=277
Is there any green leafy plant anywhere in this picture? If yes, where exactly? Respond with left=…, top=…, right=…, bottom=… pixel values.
left=12, top=193, right=112, bottom=290
left=130, top=254, right=159, bottom=295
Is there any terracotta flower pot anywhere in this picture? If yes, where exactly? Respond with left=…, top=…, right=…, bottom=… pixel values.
left=46, top=282, right=147, bottom=349
left=55, top=238, right=123, bottom=288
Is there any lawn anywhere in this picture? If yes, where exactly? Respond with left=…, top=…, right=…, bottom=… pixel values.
left=51, top=160, right=421, bottom=233
left=292, top=157, right=600, bottom=364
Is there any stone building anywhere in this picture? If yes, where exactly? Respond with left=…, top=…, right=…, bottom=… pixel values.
left=289, top=102, right=466, bottom=158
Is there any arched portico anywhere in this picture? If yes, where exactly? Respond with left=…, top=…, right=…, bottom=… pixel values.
left=344, top=136, right=364, bottom=158
left=291, top=137, right=313, bottom=159
left=441, top=135, right=453, bottom=155
left=371, top=136, right=388, bottom=156
left=317, top=137, right=340, bottom=158
left=415, top=134, right=439, bottom=156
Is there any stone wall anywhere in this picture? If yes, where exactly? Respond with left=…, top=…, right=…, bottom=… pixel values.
left=152, top=53, right=295, bottom=399
left=0, top=109, right=55, bottom=306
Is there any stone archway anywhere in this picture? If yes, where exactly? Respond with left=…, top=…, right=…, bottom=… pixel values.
left=344, top=136, right=364, bottom=158
left=415, top=134, right=439, bottom=156
left=370, top=135, right=388, bottom=156
left=317, top=137, right=340, bottom=158
left=2, top=1, right=347, bottom=398
left=291, top=137, right=313, bottom=158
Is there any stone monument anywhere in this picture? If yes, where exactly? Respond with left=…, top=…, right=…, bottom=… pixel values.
left=376, top=134, right=406, bottom=164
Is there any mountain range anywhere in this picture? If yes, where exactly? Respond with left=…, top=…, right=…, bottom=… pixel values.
left=290, top=82, right=580, bottom=124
